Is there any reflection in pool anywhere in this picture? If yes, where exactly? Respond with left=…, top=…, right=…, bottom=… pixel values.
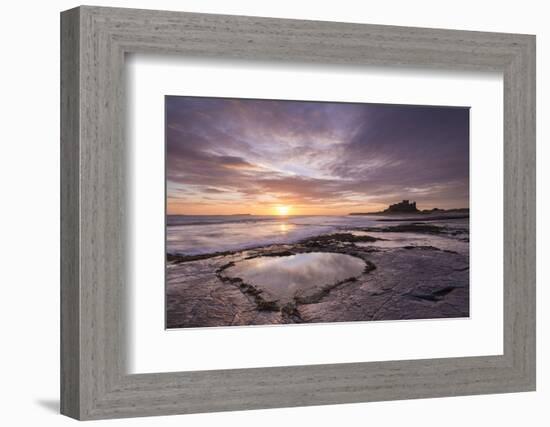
left=223, top=252, right=365, bottom=304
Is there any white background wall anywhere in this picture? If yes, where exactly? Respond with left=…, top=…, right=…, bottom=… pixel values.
left=0, top=0, right=546, bottom=425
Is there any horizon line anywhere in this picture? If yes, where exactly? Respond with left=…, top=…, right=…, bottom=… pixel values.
left=166, top=208, right=470, bottom=217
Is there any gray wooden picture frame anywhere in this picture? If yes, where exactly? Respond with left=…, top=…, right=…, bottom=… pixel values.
left=60, top=5, right=536, bottom=420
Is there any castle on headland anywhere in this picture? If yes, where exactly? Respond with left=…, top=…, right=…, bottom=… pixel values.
left=349, top=200, right=469, bottom=216
left=384, top=200, right=419, bottom=213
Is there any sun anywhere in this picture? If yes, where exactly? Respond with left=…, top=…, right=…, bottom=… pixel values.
left=275, top=205, right=291, bottom=216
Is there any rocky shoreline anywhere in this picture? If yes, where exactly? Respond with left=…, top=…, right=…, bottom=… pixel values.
left=166, top=218, right=469, bottom=329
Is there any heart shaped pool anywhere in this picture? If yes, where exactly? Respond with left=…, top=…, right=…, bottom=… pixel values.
left=222, top=252, right=366, bottom=305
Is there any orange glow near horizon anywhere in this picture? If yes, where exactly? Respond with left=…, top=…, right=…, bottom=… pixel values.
left=165, top=196, right=462, bottom=216
left=165, top=198, right=392, bottom=216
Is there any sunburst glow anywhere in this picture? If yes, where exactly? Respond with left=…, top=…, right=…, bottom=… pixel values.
left=275, top=205, right=291, bottom=216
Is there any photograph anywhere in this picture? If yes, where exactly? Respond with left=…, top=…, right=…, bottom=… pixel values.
left=165, top=96, right=470, bottom=329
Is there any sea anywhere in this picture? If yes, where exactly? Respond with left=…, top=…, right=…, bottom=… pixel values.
left=166, top=214, right=383, bottom=256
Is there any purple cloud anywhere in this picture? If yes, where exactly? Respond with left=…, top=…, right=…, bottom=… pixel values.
left=166, top=96, right=469, bottom=214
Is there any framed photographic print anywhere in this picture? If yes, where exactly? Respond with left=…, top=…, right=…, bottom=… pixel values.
left=164, top=96, right=471, bottom=329
left=61, top=6, right=536, bottom=420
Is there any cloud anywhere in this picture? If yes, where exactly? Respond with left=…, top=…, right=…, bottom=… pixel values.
left=166, top=96, right=469, bottom=214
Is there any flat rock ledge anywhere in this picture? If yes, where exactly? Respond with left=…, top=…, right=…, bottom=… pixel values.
left=166, top=225, right=469, bottom=329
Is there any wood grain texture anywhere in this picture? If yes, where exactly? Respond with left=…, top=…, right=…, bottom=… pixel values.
left=60, top=5, right=536, bottom=420
left=60, top=7, right=80, bottom=419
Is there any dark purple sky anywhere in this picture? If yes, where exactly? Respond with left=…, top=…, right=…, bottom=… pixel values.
left=166, top=96, right=469, bottom=215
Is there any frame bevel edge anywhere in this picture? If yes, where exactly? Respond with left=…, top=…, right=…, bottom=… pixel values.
left=60, top=6, right=82, bottom=420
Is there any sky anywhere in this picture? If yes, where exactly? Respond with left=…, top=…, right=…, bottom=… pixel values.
left=166, top=96, right=469, bottom=216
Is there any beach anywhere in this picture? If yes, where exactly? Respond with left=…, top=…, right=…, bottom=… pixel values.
left=166, top=214, right=469, bottom=328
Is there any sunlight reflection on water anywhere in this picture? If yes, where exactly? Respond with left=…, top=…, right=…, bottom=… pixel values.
left=224, top=252, right=365, bottom=303
left=166, top=215, right=381, bottom=255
